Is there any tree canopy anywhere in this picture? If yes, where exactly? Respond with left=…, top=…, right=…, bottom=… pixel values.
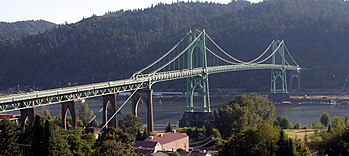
left=94, top=128, right=136, bottom=156
left=213, top=94, right=275, bottom=138
left=219, top=122, right=310, bottom=156
left=0, top=119, right=21, bottom=156
left=320, top=112, right=331, bottom=127
left=118, top=114, right=142, bottom=137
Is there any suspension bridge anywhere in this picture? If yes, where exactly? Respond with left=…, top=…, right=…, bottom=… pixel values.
left=0, top=29, right=301, bottom=132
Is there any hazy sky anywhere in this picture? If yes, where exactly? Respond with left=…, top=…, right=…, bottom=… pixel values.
left=0, top=0, right=261, bottom=24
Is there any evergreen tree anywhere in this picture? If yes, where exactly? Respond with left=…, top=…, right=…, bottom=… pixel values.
left=332, top=116, right=345, bottom=133
left=293, top=140, right=311, bottom=156
left=32, top=115, right=45, bottom=155
left=319, top=127, right=349, bottom=155
left=276, top=130, right=293, bottom=156
left=0, top=119, right=21, bottom=156
left=94, top=128, right=136, bottom=156
left=43, top=120, right=71, bottom=156
left=95, top=140, right=129, bottom=156
left=18, top=124, right=33, bottom=156
left=81, top=132, right=96, bottom=149
left=321, top=112, right=331, bottom=127
left=118, top=114, right=141, bottom=137
left=165, top=123, right=173, bottom=133
left=67, top=134, right=87, bottom=156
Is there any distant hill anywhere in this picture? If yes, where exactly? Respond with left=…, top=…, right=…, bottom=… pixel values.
left=0, top=0, right=349, bottom=91
left=0, top=20, right=57, bottom=38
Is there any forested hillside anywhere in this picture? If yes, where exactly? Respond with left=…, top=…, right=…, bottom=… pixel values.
left=0, top=0, right=348, bottom=90
left=0, top=20, right=56, bottom=38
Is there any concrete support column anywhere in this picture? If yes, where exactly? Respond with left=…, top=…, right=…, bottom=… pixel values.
left=102, top=94, right=117, bottom=128
left=62, top=101, right=76, bottom=130
left=290, top=71, right=301, bottom=91
left=20, top=108, right=35, bottom=131
left=132, top=89, right=154, bottom=132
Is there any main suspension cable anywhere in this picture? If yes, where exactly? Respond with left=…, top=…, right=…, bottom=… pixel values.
left=284, top=44, right=299, bottom=66
left=205, top=33, right=246, bottom=63
left=206, top=47, right=239, bottom=65
left=253, top=40, right=284, bottom=64
left=133, top=32, right=189, bottom=75
left=149, top=32, right=204, bottom=74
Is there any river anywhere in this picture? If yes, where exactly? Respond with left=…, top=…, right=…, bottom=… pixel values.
left=32, top=96, right=349, bottom=128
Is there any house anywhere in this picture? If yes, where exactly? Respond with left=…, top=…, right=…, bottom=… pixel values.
left=134, top=141, right=162, bottom=155
left=178, top=151, right=213, bottom=156
left=134, top=131, right=189, bottom=155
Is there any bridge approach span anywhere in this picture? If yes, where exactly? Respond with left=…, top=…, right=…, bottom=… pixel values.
left=0, top=63, right=299, bottom=113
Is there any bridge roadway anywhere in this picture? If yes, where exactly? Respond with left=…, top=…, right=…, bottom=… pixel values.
left=0, top=64, right=300, bottom=113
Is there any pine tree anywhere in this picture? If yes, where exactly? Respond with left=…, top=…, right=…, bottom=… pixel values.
left=0, top=119, right=21, bottom=156
left=43, top=120, right=71, bottom=156
left=320, top=112, right=331, bottom=127
left=276, top=130, right=293, bottom=156
left=42, top=120, right=52, bottom=156
left=32, top=115, right=45, bottom=155
left=67, top=134, right=85, bottom=156
left=118, top=114, right=141, bottom=137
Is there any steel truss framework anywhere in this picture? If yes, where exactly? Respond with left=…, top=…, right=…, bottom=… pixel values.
left=0, top=30, right=301, bottom=113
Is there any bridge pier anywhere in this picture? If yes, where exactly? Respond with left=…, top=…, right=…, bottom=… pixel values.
left=290, top=71, right=301, bottom=91
left=102, top=94, right=117, bottom=128
left=132, top=89, right=154, bottom=132
left=62, top=101, right=76, bottom=130
left=20, top=108, right=35, bottom=131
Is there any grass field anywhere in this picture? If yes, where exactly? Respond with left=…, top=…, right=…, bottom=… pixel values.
left=284, top=129, right=315, bottom=141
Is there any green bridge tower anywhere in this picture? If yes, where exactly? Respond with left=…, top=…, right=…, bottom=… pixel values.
left=270, top=40, right=288, bottom=93
left=186, top=29, right=210, bottom=112
left=180, top=29, right=212, bottom=128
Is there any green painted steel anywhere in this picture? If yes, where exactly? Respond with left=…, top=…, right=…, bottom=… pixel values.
left=0, top=64, right=300, bottom=113
left=0, top=30, right=301, bottom=113
left=186, top=29, right=210, bottom=112
left=271, top=40, right=288, bottom=93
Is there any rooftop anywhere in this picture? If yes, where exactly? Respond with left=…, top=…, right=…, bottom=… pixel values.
left=146, top=132, right=188, bottom=144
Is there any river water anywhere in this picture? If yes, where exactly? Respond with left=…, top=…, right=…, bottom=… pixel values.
left=34, top=96, right=349, bottom=128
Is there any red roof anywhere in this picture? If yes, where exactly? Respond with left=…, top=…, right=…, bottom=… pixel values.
left=146, top=132, right=188, bottom=144
left=134, top=141, right=160, bottom=154
left=0, top=114, right=20, bottom=118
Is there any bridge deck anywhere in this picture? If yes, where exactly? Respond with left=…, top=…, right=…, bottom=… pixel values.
left=0, top=64, right=300, bottom=113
